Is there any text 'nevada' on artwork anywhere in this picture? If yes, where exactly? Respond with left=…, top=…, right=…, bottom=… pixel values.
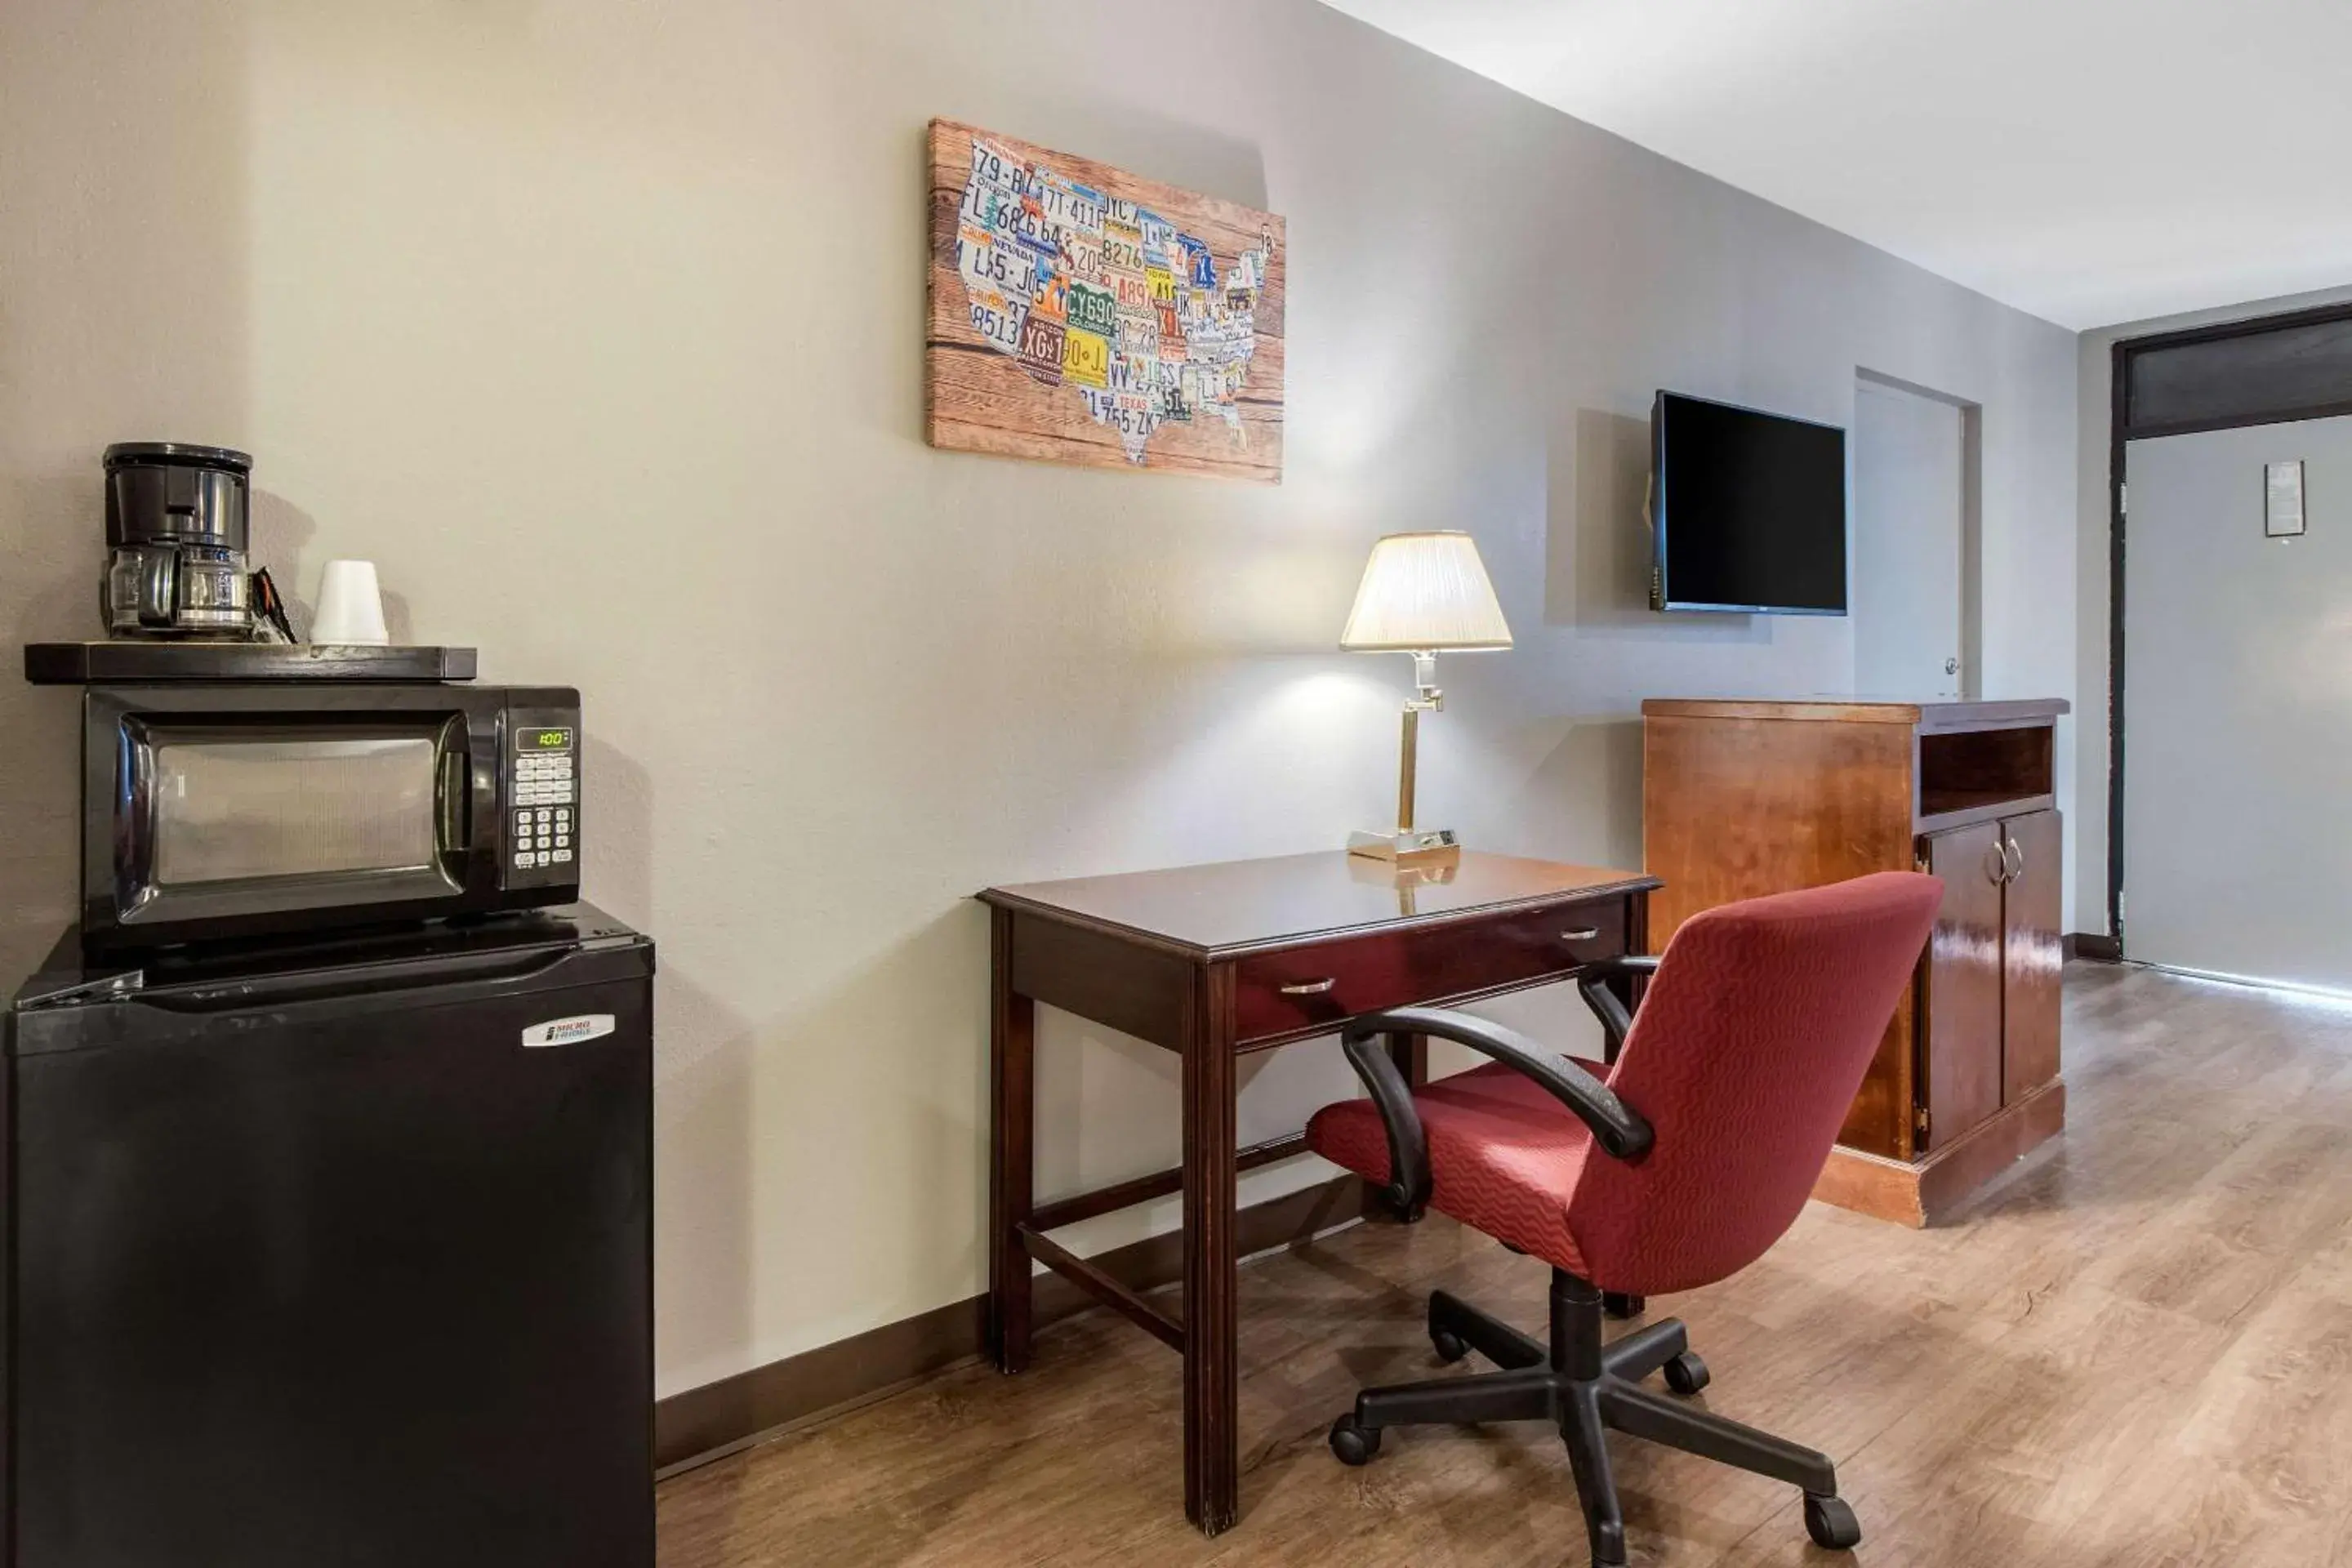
left=925, top=118, right=1286, bottom=483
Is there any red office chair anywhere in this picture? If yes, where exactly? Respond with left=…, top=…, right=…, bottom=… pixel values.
left=1307, top=872, right=1942, bottom=1567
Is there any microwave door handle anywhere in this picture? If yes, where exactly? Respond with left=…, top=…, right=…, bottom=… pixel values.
left=474, top=738, right=500, bottom=853
left=117, top=719, right=161, bottom=919
left=438, top=745, right=471, bottom=853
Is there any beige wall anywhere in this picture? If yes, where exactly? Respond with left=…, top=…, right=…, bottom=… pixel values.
left=0, top=0, right=2079, bottom=1397
left=2072, top=282, right=2352, bottom=938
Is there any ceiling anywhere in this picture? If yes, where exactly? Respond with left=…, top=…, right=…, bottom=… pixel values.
left=1316, top=0, right=2352, bottom=330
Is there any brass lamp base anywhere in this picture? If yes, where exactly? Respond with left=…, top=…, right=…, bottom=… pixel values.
left=1347, top=826, right=1462, bottom=866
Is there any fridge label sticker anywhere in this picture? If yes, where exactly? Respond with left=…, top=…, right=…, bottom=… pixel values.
left=523, top=1013, right=615, bottom=1049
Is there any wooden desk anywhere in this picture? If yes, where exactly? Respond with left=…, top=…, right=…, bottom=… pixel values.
left=978, top=850, right=1658, bottom=1535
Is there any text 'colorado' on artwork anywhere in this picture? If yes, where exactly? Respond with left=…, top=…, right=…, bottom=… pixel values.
left=925, top=119, right=1286, bottom=483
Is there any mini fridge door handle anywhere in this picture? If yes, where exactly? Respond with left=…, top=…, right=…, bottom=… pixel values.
left=129, top=946, right=585, bottom=1014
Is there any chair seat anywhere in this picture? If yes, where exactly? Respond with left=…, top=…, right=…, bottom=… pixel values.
left=1307, top=1060, right=1602, bottom=1281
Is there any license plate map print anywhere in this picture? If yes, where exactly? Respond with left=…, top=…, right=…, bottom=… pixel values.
left=927, top=119, right=1285, bottom=483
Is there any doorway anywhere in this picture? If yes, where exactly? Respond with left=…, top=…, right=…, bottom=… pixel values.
left=2110, top=301, right=2352, bottom=984
left=2123, top=416, right=2352, bottom=988
left=1851, top=373, right=1979, bottom=698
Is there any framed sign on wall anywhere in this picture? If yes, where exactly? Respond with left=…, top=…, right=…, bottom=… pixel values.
left=925, top=118, right=1286, bottom=483
left=2265, top=459, right=2306, bottom=537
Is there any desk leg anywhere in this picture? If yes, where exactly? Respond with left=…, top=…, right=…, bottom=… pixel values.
left=989, top=908, right=1035, bottom=1374
left=1183, top=964, right=1239, bottom=1535
left=1387, top=1031, right=1429, bottom=1089
left=1601, top=892, right=1654, bottom=1067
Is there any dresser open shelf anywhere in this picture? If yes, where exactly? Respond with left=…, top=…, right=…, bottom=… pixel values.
left=1917, top=715, right=2056, bottom=829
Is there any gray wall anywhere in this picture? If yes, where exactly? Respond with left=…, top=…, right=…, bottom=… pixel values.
left=2074, top=282, right=2352, bottom=936
left=0, top=0, right=2079, bottom=1397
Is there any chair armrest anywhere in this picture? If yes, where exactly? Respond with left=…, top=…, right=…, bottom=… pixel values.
left=1336, top=1007, right=1655, bottom=1217
left=1575, top=956, right=1659, bottom=1063
left=1337, top=1027, right=1432, bottom=1219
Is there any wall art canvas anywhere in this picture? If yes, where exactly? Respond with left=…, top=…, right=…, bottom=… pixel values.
left=926, top=118, right=1285, bottom=483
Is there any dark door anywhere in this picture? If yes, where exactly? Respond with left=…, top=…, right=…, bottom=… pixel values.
left=2000, top=809, right=2064, bottom=1098
left=9, top=942, right=653, bottom=1568
left=1922, top=822, right=2005, bottom=1150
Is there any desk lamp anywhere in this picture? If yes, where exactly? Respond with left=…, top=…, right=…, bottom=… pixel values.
left=1339, top=531, right=1512, bottom=865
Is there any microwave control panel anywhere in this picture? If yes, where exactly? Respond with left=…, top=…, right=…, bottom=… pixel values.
left=506, top=715, right=579, bottom=886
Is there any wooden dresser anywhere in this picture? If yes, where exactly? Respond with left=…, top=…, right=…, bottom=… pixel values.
left=1642, top=697, right=2069, bottom=1225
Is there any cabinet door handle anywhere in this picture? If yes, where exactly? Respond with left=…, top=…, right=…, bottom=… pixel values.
left=2002, top=838, right=2025, bottom=882
left=1279, top=978, right=1337, bottom=996
left=1561, top=927, right=1601, bottom=942
left=1984, top=841, right=2011, bottom=885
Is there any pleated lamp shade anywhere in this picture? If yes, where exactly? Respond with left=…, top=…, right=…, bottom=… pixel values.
left=1339, top=532, right=1513, bottom=652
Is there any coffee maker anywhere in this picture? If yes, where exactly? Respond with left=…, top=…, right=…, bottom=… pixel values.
left=100, top=442, right=255, bottom=638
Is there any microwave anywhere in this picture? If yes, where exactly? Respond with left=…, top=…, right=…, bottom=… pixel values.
left=80, top=684, right=582, bottom=950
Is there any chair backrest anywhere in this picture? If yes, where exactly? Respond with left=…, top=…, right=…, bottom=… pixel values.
left=1566, top=872, right=1943, bottom=1295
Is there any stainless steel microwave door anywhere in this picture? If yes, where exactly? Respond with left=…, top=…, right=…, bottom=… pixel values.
left=153, top=736, right=439, bottom=886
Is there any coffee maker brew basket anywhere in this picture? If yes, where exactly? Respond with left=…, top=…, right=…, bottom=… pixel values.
left=105, top=442, right=252, bottom=551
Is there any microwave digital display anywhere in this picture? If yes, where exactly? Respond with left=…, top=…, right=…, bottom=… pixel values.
left=519, top=728, right=572, bottom=751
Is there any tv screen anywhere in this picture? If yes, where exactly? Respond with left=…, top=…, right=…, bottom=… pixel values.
left=1652, top=391, right=1847, bottom=614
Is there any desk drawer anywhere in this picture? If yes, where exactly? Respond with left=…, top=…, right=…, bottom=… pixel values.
left=1233, top=898, right=1628, bottom=1045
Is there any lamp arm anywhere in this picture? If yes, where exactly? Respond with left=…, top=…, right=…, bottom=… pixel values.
left=1409, top=649, right=1440, bottom=706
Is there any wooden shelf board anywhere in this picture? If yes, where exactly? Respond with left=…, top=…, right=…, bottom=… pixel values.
left=1915, top=791, right=2058, bottom=835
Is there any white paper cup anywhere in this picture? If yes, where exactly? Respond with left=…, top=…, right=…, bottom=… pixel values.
left=311, top=559, right=391, bottom=645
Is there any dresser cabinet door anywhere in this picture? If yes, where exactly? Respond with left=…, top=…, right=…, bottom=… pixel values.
left=1921, top=821, right=2007, bottom=1150
left=1999, top=808, right=2064, bottom=1098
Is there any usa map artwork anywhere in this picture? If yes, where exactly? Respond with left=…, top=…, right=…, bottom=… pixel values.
left=925, top=119, right=1285, bottom=483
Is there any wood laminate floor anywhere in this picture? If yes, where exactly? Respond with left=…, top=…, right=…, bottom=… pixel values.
left=658, top=964, right=2352, bottom=1566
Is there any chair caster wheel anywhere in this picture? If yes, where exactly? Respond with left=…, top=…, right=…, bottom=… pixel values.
left=1430, top=1327, right=1469, bottom=1364
left=1329, top=1413, right=1382, bottom=1467
left=1804, top=1493, right=1861, bottom=1550
left=1602, top=1291, right=1645, bottom=1320
left=1663, top=1350, right=1711, bottom=1396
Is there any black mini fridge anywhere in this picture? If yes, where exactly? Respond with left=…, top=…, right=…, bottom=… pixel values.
left=2, top=906, right=653, bottom=1568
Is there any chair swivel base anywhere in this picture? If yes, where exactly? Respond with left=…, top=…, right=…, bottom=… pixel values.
left=1326, top=1271, right=1860, bottom=1567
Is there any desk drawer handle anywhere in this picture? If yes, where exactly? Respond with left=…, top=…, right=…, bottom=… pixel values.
left=1561, top=927, right=1601, bottom=942
left=1279, top=978, right=1338, bottom=996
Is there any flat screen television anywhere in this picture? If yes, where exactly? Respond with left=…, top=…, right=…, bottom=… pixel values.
left=1650, top=391, right=1847, bottom=614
